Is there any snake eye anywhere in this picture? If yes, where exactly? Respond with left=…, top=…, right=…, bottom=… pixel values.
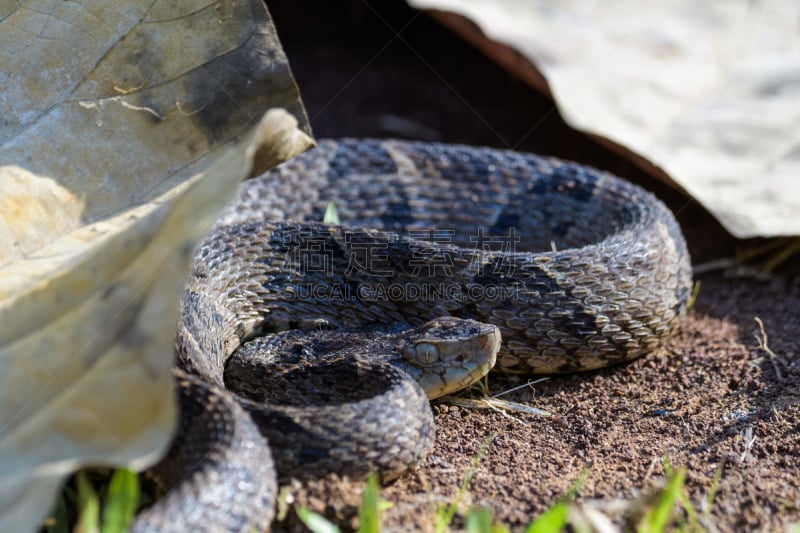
left=413, top=342, right=439, bottom=365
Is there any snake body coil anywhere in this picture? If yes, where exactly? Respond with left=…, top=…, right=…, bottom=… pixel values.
left=132, top=139, right=692, bottom=531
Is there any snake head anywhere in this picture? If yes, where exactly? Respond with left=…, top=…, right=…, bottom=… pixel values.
left=398, top=317, right=500, bottom=399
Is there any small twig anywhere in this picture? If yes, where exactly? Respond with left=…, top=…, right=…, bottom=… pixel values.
left=762, top=238, right=800, bottom=271
left=736, top=238, right=792, bottom=263
left=693, top=237, right=799, bottom=277
left=692, top=258, right=737, bottom=274
left=753, top=317, right=785, bottom=381
left=771, top=406, right=789, bottom=426
left=439, top=378, right=552, bottom=424
left=439, top=396, right=550, bottom=424
left=739, top=426, right=755, bottom=463
left=490, top=377, right=549, bottom=399
left=642, top=455, right=660, bottom=484
left=691, top=259, right=773, bottom=281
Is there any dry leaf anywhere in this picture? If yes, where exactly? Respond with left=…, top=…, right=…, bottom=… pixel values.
left=409, top=0, right=800, bottom=238
left=0, top=1, right=313, bottom=530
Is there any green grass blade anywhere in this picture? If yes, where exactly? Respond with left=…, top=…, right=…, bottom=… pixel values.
left=75, top=472, right=100, bottom=533
left=435, top=435, right=494, bottom=533
left=704, top=460, right=724, bottom=518
left=296, top=506, right=341, bottom=533
left=358, top=474, right=381, bottom=533
left=323, top=201, right=340, bottom=225
left=465, top=507, right=503, bottom=533
left=518, top=470, right=587, bottom=533
left=677, top=487, right=698, bottom=530
left=638, top=468, right=686, bottom=533
left=523, top=501, right=569, bottom=533
left=562, top=469, right=589, bottom=501
left=686, top=281, right=701, bottom=311
left=101, top=469, right=140, bottom=533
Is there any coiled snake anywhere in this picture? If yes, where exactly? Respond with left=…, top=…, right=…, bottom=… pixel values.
left=131, top=139, right=692, bottom=531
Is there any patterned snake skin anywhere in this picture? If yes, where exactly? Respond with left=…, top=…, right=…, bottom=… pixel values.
left=132, top=139, right=692, bottom=531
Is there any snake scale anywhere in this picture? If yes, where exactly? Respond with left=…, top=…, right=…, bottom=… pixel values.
left=131, top=139, right=692, bottom=532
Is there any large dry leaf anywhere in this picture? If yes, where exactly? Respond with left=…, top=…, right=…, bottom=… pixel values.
left=0, top=1, right=313, bottom=530
left=409, top=0, right=800, bottom=238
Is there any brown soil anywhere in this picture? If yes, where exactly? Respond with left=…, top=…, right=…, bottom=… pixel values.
left=265, top=1, right=800, bottom=531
